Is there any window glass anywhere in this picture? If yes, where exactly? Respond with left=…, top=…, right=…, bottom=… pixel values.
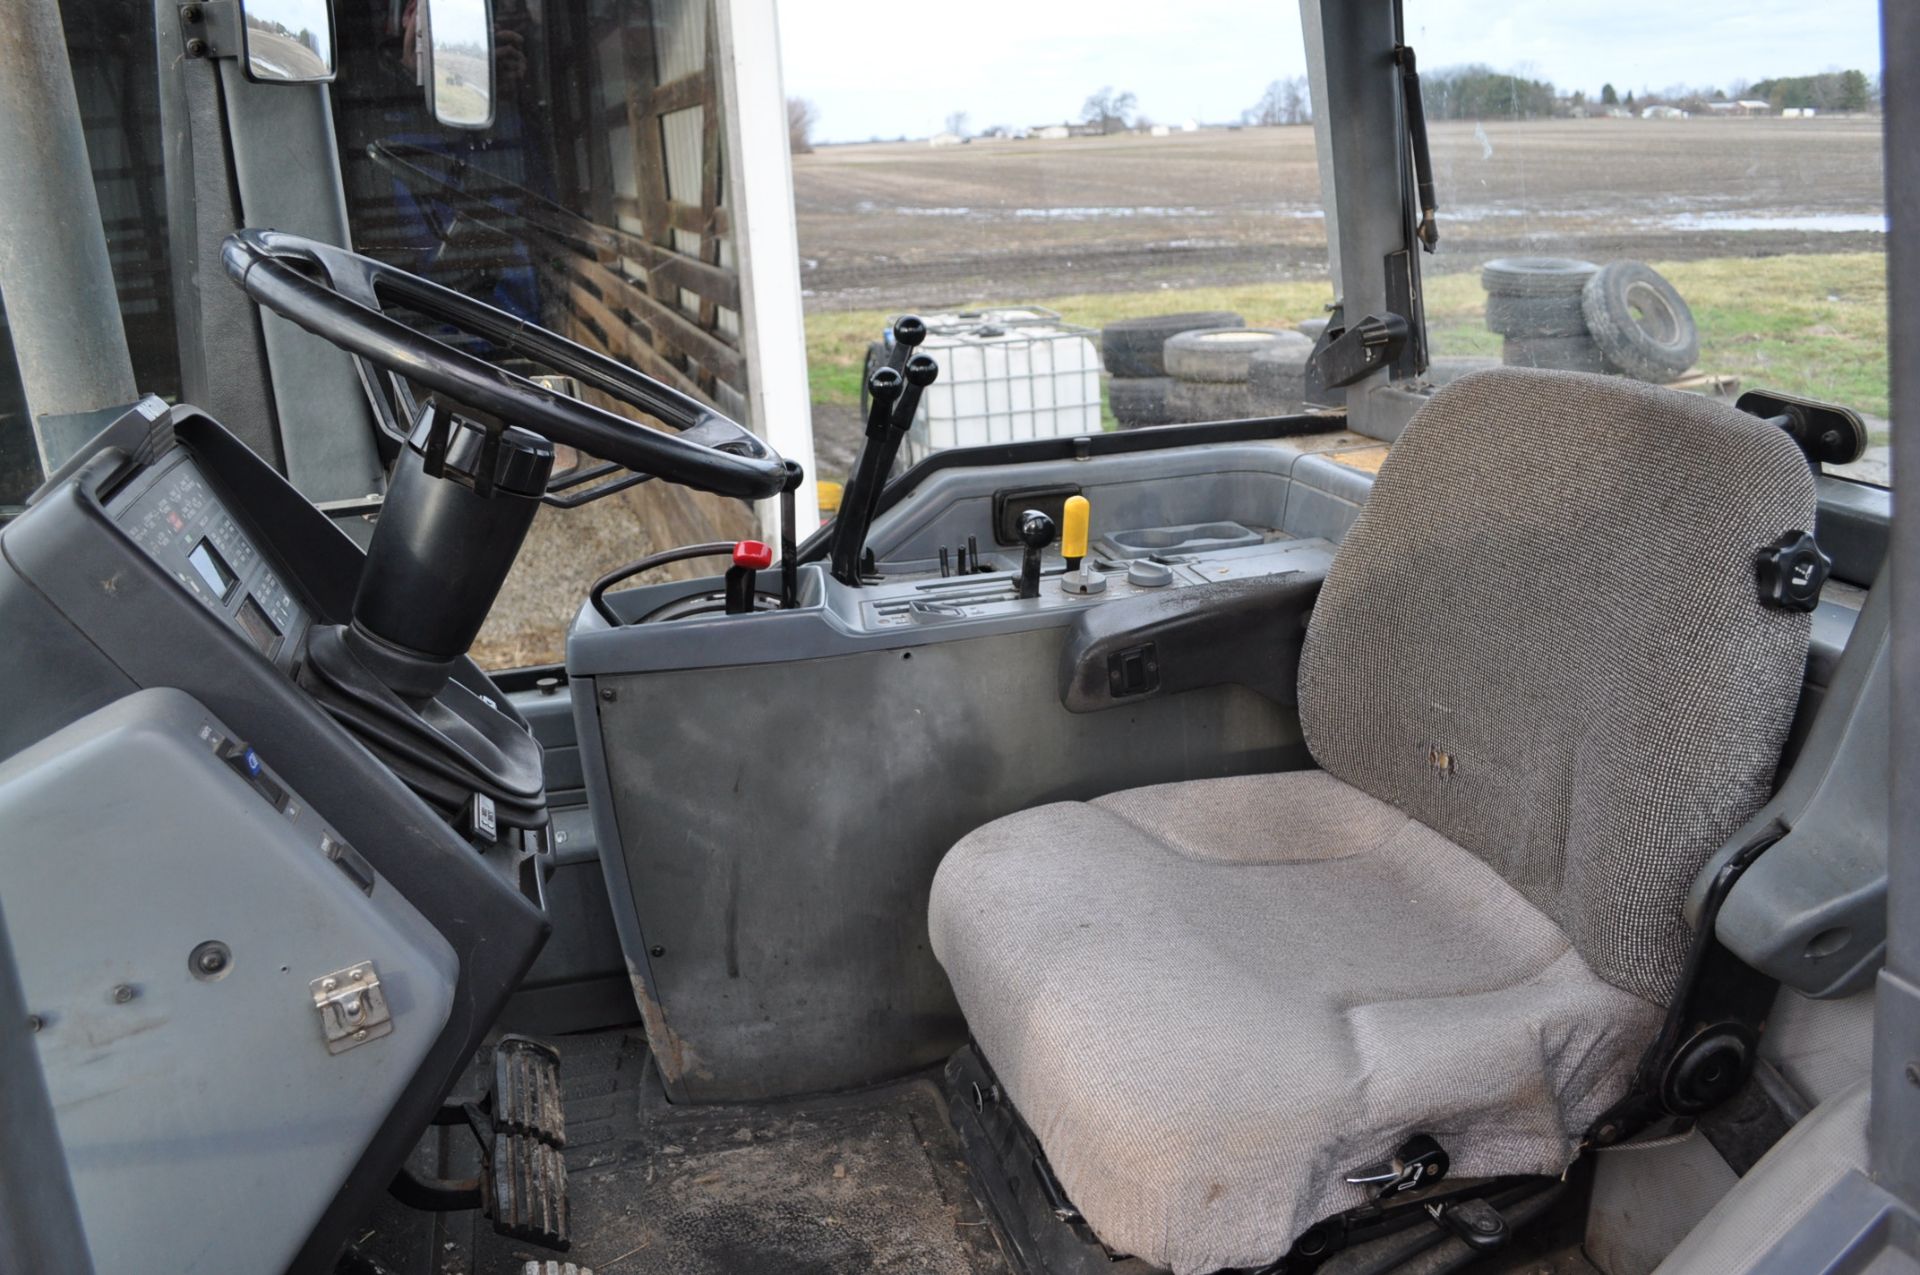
left=779, top=2, right=1329, bottom=483
left=1408, top=1, right=1887, bottom=484
left=1, top=0, right=181, bottom=512
left=333, top=0, right=758, bottom=668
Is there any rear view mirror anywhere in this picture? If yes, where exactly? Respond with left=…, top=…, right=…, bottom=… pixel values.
left=237, top=0, right=335, bottom=83
left=419, top=0, right=496, bottom=130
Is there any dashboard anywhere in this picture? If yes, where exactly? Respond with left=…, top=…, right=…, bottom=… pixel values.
left=110, top=454, right=307, bottom=667
left=0, top=401, right=549, bottom=1272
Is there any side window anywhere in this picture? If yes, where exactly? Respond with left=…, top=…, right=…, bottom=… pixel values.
left=1413, top=23, right=1888, bottom=486
left=3, top=0, right=180, bottom=513
left=331, top=0, right=756, bottom=669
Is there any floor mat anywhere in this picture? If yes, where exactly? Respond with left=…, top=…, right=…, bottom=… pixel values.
left=354, top=1030, right=1010, bottom=1275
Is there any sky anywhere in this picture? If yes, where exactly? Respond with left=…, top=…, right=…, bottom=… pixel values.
left=776, top=0, right=1884, bottom=143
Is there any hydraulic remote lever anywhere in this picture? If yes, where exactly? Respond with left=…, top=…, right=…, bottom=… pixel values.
left=1016, top=508, right=1056, bottom=600
left=828, top=316, right=939, bottom=587
left=725, top=540, right=774, bottom=614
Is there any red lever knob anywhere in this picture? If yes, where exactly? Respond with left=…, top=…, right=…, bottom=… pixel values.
left=732, top=539, right=774, bottom=570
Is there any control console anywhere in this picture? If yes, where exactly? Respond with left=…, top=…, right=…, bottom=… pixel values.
left=112, top=453, right=307, bottom=667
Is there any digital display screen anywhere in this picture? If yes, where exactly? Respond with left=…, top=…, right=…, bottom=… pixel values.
left=236, top=595, right=282, bottom=655
left=187, top=539, right=238, bottom=601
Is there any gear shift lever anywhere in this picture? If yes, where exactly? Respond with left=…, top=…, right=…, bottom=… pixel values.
left=1016, top=509, right=1056, bottom=600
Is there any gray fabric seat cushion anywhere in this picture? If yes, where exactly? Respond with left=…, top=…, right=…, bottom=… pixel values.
left=928, top=370, right=1818, bottom=1271
left=1300, top=369, right=1816, bottom=1004
left=929, top=770, right=1664, bottom=1274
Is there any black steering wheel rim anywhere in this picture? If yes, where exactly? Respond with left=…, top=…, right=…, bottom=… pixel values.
left=221, top=227, right=787, bottom=501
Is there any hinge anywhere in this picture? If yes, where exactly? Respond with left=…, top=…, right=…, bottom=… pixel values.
left=310, top=961, right=394, bottom=1054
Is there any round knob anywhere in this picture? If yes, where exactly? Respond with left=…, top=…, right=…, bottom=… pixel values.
left=1127, top=559, right=1173, bottom=588
left=1018, top=509, right=1056, bottom=550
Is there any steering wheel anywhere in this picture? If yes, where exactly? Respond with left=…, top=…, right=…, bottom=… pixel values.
left=220, top=227, right=788, bottom=501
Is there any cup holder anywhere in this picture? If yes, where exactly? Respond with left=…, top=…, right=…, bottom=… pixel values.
left=1097, top=520, right=1264, bottom=559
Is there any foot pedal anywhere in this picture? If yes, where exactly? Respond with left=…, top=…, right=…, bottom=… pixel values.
left=489, top=1036, right=570, bottom=1250
left=495, top=1036, right=567, bottom=1148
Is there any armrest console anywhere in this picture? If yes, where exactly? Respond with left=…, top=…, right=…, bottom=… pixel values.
left=1058, top=572, right=1322, bottom=712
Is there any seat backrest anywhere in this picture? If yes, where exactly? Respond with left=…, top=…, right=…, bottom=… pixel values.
left=1299, top=368, right=1816, bottom=1006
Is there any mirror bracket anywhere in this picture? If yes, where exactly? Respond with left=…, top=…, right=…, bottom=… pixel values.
left=179, top=1, right=240, bottom=62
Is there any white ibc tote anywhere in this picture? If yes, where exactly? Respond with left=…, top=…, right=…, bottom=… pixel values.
left=895, top=308, right=1103, bottom=465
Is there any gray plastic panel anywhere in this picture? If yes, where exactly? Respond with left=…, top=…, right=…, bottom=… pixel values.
left=587, top=625, right=1305, bottom=1102
left=1711, top=574, right=1890, bottom=997
left=0, top=689, right=456, bottom=1275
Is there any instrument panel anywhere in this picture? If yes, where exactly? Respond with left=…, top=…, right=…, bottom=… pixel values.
left=110, top=454, right=306, bottom=664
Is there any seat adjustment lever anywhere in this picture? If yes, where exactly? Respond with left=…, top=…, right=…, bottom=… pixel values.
left=1344, top=1133, right=1449, bottom=1199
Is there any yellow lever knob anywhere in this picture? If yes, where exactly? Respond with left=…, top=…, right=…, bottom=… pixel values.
left=1061, top=495, right=1090, bottom=560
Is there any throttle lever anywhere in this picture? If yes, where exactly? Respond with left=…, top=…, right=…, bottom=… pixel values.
left=725, top=540, right=774, bottom=615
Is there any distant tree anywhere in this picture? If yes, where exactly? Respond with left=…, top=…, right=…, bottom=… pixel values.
left=1080, top=86, right=1138, bottom=134
left=1242, top=77, right=1310, bottom=126
left=1625, top=90, right=1635, bottom=108
left=1838, top=69, right=1871, bottom=113
left=787, top=97, right=818, bottom=154
left=1420, top=65, right=1557, bottom=120
left=1752, top=72, right=1865, bottom=112
left=1600, top=82, right=1618, bottom=105
left=943, top=110, right=971, bottom=138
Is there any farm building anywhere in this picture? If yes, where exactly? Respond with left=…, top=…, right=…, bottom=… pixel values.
left=1642, top=104, right=1690, bottom=119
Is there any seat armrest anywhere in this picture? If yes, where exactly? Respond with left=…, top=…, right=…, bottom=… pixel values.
left=1057, top=573, right=1321, bottom=713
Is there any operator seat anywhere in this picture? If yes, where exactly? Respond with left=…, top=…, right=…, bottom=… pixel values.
left=928, top=368, right=1817, bottom=1274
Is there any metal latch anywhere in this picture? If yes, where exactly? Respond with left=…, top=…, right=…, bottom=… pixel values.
left=1309, top=312, right=1412, bottom=390
left=310, top=962, right=393, bottom=1054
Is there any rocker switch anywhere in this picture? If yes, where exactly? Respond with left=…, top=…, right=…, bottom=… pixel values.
left=1107, top=643, right=1159, bottom=698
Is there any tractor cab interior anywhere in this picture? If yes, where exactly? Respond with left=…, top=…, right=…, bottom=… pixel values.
left=0, top=2, right=1913, bottom=1275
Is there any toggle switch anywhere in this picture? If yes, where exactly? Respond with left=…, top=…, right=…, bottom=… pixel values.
left=1059, top=494, right=1106, bottom=595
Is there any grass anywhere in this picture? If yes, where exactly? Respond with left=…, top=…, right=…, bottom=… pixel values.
left=806, top=252, right=1890, bottom=429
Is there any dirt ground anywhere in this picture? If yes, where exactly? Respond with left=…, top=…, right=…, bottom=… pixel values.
left=793, top=117, right=1886, bottom=311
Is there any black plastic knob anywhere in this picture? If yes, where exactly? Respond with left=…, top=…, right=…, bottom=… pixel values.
left=1018, top=509, right=1057, bottom=550
left=1756, top=530, right=1831, bottom=613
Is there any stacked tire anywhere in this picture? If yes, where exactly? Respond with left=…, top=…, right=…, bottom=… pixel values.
left=1100, top=312, right=1243, bottom=428
left=1482, top=257, right=1698, bottom=382
left=1164, top=327, right=1313, bottom=422
left=1247, top=332, right=1323, bottom=415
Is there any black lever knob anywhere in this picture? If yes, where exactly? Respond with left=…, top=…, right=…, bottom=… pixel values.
left=1016, top=509, right=1055, bottom=599
left=1019, top=509, right=1057, bottom=549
